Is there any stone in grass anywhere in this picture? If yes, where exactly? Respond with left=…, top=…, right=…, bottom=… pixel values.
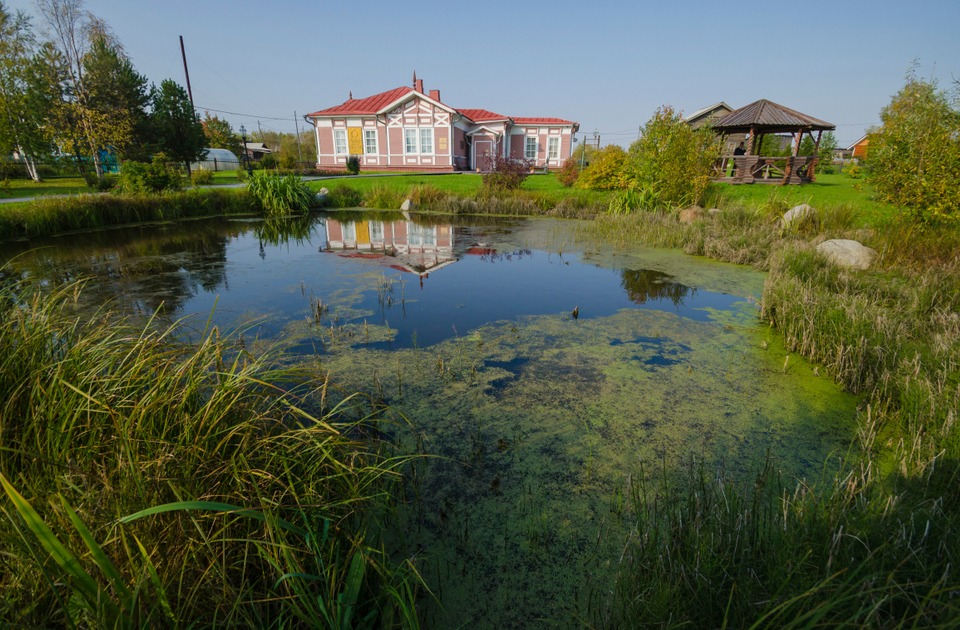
left=816, top=239, right=878, bottom=270
left=781, top=204, right=818, bottom=229
left=315, top=187, right=329, bottom=202
left=707, top=208, right=721, bottom=215
left=401, top=198, right=415, bottom=211
left=679, top=205, right=705, bottom=223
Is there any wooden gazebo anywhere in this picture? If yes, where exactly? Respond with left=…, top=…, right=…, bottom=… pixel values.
left=712, top=99, right=835, bottom=185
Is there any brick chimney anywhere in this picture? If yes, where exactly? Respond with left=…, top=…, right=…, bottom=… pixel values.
left=429, top=89, right=440, bottom=102
left=415, top=79, right=424, bottom=94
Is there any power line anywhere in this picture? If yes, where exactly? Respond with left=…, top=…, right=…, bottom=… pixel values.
left=194, top=105, right=294, bottom=121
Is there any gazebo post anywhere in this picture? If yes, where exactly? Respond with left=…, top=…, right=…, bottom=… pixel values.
left=749, top=126, right=757, bottom=154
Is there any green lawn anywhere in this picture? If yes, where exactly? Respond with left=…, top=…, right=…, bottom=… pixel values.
left=708, top=173, right=902, bottom=226
left=1, top=177, right=94, bottom=198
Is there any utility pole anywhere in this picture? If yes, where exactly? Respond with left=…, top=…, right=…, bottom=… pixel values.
left=179, top=36, right=194, bottom=107
left=294, top=111, right=303, bottom=161
left=257, top=120, right=263, bottom=140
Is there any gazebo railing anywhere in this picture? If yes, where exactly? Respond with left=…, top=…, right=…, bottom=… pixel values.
left=713, top=155, right=819, bottom=185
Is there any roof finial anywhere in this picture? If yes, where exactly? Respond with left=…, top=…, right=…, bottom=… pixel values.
left=349, top=91, right=352, bottom=100
left=413, top=70, right=417, bottom=88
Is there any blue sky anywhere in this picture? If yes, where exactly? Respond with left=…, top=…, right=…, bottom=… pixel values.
left=8, top=0, right=960, bottom=147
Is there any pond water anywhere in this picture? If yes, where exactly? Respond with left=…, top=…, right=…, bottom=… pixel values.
left=0, top=211, right=859, bottom=629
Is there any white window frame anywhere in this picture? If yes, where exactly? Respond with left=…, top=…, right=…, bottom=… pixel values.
left=333, top=129, right=347, bottom=155
left=419, top=129, right=433, bottom=155
left=524, top=136, right=538, bottom=160
left=404, top=129, right=418, bottom=154
left=547, top=136, right=560, bottom=160
left=364, top=130, right=378, bottom=155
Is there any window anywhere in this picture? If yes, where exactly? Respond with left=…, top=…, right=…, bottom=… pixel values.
left=525, top=137, right=537, bottom=160
left=369, top=221, right=384, bottom=241
left=333, top=129, right=347, bottom=155
left=364, top=130, right=377, bottom=155
left=547, top=137, right=560, bottom=160
left=404, top=129, right=434, bottom=154
left=420, top=129, right=433, bottom=154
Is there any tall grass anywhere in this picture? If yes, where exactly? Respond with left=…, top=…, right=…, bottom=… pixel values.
left=0, top=188, right=260, bottom=241
left=0, top=278, right=423, bottom=628
left=247, top=172, right=314, bottom=215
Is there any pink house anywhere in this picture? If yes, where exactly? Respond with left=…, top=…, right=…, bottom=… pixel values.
left=304, top=75, right=579, bottom=172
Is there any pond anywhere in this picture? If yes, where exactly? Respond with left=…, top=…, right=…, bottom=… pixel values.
left=0, top=211, right=859, bottom=629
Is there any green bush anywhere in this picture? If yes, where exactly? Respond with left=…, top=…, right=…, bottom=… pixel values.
left=95, top=175, right=117, bottom=192
left=82, top=171, right=99, bottom=187
left=235, top=167, right=248, bottom=183
left=867, top=71, right=960, bottom=220
left=118, top=155, right=182, bottom=194
left=624, top=105, right=721, bottom=207
left=246, top=171, right=312, bottom=215
left=577, top=145, right=628, bottom=190
left=346, top=156, right=361, bottom=175
left=279, top=153, right=296, bottom=169
left=326, top=184, right=363, bottom=208
left=259, top=154, right=277, bottom=170
left=191, top=169, right=214, bottom=187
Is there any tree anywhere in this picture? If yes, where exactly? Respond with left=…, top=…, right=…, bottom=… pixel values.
left=624, top=106, right=721, bottom=206
left=202, top=112, right=243, bottom=158
left=576, top=144, right=628, bottom=191
left=867, top=70, right=960, bottom=220
left=816, top=131, right=838, bottom=174
left=81, top=36, right=150, bottom=163
left=152, top=79, right=206, bottom=174
left=0, top=3, right=63, bottom=180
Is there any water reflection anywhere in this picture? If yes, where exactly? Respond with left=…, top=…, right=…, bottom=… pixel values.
left=620, top=268, right=695, bottom=307
left=0, top=212, right=738, bottom=347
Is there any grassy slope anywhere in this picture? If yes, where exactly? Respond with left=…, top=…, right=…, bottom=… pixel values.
left=1, top=176, right=95, bottom=198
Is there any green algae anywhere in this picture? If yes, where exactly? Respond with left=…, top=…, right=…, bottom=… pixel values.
left=286, top=301, right=858, bottom=629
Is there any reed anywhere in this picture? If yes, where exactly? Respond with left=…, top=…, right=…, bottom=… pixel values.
left=0, top=188, right=260, bottom=241
left=0, top=277, right=423, bottom=628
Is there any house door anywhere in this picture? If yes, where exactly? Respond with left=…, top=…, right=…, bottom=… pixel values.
left=474, top=140, right=493, bottom=172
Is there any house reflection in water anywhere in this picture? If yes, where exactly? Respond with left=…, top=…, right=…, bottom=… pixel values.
left=324, top=218, right=459, bottom=282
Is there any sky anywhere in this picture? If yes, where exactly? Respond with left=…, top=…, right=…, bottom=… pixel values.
left=7, top=0, right=960, bottom=148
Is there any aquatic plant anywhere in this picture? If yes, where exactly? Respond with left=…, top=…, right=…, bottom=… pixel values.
left=0, top=277, right=424, bottom=627
left=246, top=171, right=314, bottom=215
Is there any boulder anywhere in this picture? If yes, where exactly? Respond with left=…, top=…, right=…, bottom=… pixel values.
left=315, top=187, right=329, bottom=203
left=781, top=204, right=817, bottom=229
left=816, top=239, right=878, bottom=270
left=679, top=205, right=705, bottom=223
left=707, top=208, right=721, bottom=215
left=400, top=199, right=415, bottom=211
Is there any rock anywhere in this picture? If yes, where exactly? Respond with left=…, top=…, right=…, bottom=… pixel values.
left=400, top=199, right=414, bottom=211
left=816, top=239, right=878, bottom=270
left=781, top=204, right=817, bottom=229
left=707, top=208, right=721, bottom=215
left=315, top=187, right=328, bottom=203
left=679, top=205, right=705, bottom=223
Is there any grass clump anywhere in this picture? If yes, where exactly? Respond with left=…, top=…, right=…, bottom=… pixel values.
left=0, top=278, right=424, bottom=628
left=246, top=171, right=314, bottom=215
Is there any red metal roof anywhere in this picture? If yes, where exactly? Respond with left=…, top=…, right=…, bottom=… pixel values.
left=306, top=86, right=414, bottom=117
left=457, top=108, right=511, bottom=122
left=513, top=117, right=576, bottom=125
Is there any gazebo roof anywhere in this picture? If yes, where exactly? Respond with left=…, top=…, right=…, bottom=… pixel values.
left=714, top=99, right=835, bottom=133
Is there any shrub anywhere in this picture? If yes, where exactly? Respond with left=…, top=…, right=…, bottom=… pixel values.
left=235, top=168, right=248, bottom=183
left=576, top=145, right=628, bottom=191
left=366, top=184, right=405, bottom=209
left=82, top=171, right=99, bottom=187
left=556, top=157, right=580, bottom=187
left=259, top=154, right=278, bottom=170
left=624, top=105, right=722, bottom=207
left=279, top=153, right=297, bottom=169
left=246, top=171, right=313, bottom=215
left=481, top=154, right=532, bottom=192
left=0, top=178, right=10, bottom=197
left=95, top=175, right=117, bottom=192
left=326, top=185, right=363, bottom=208
left=345, top=156, right=361, bottom=175
left=191, top=169, right=214, bottom=187
left=118, top=154, right=182, bottom=194
left=845, top=163, right=862, bottom=179
left=867, top=70, right=960, bottom=220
